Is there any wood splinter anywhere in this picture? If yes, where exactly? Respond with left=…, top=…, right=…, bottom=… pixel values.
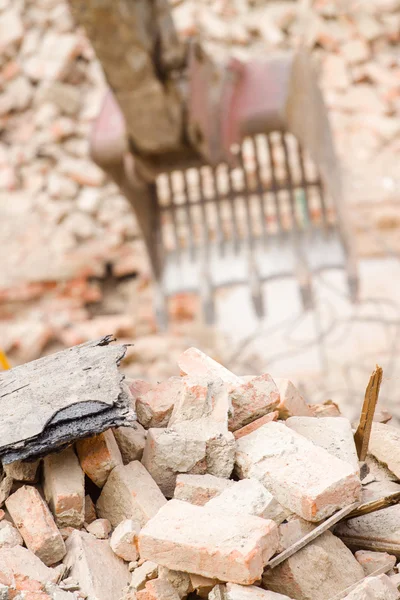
left=354, top=365, right=383, bottom=462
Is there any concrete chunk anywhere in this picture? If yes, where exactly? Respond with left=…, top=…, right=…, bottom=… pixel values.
left=274, top=379, right=313, bottom=419
left=76, top=430, right=123, bottom=488
left=286, top=416, right=359, bottom=472
left=63, top=530, right=129, bottom=600
left=142, top=422, right=235, bottom=498
left=174, top=474, right=233, bottom=506
left=355, top=550, right=396, bottom=575
left=178, top=348, right=241, bottom=385
left=137, top=378, right=184, bottom=428
left=110, top=519, right=140, bottom=562
left=6, top=485, right=66, bottom=566
left=335, top=505, right=400, bottom=554
left=43, top=447, right=85, bottom=528
left=342, top=574, right=399, bottom=600
left=114, top=424, right=147, bottom=464
left=228, top=374, right=280, bottom=431
left=139, top=499, right=279, bottom=585
left=211, top=583, right=294, bottom=600
left=262, top=531, right=364, bottom=600
left=96, top=461, right=167, bottom=527
left=206, top=479, right=289, bottom=524
left=235, top=422, right=361, bottom=521
left=369, top=422, right=400, bottom=478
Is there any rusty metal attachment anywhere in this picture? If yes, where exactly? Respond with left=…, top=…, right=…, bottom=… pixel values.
left=90, top=47, right=358, bottom=328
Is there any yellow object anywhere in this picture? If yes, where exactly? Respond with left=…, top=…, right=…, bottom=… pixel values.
left=0, top=349, right=10, bottom=370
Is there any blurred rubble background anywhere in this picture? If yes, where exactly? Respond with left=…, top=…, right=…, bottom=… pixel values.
left=1, top=0, right=400, bottom=421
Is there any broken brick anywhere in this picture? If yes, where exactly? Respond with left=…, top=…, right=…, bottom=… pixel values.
left=96, top=461, right=167, bottom=527
left=110, top=519, right=140, bottom=562
left=63, top=530, right=129, bottom=600
left=4, top=460, right=40, bottom=483
left=369, top=422, right=400, bottom=478
left=286, top=416, right=359, bottom=472
left=84, top=495, right=96, bottom=524
left=114, top=424, right=147, bottom=464
left=142, top=421, right=235, bottom=498
left=6, top=486, right=66, bottom=566
left=85, top=518, right=111, bottom=539
left=205, top=479, right=289, bottom=524
left=76, top=430, right=123, bottom=488
left=43, top=447, right=85, bottom=528
left=235, top=422, right=361, bottom=521
left=173, top=474, right=233, bottom=506
left=136, top=378, right=184, bottom=428
left=137, top=578, right=180, bottom=600
left=355, top=549, right=396, bottom=576
left=139, top=499, right=279, bottom=585
left=262, top=531, right=364, bottom=600
left=342, top=574, right=399, bottom=600
left=177, top=348, right=241, bottom=385
left=273, top=379, right=313, bottom=419
left=233, top=412, right=279, bottom=440
left=227, top=374, right=280, bottom=431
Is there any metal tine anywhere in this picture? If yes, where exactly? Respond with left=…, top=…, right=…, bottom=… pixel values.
left=280, top=131, right=299, bottom=231
left=166, top=171, right=182, bottom=263
left=182, top=168, right=196, bottom=261
left=316, top=172, right=329, bottom=231
left=237, top=147, right=265, bottom=318
left=280, top=131, right=313, bottom=310
left=198, top=167, right=215, bottom=324
left=225, top=161, right=241, bottom=255
left=210, top=166, right=226, bottom=256
left=296, top=139, right=312, bottom=228
left=250, top=137, right=268, bottom=246
left=266, top=133, right=284, bottom=235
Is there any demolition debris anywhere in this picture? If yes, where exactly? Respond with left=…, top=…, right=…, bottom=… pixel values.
left=0, top=344, right=398, bottom=600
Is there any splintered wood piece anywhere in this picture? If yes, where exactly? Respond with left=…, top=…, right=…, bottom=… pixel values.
left=354, top=365, right=383, bottom=461
left=328, top=561, right=395, bottom=600
left=347, top=491, right=400, bottom=519
left=264, top=502, right=360, bottom=570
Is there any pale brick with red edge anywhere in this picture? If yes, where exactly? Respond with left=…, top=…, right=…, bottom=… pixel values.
left=43, top=447, right=85, bottom=528
left=235, top=422, right=361, bottom=522
left=139, top=499, right=279, bottom=585
left=6, top=486, right=66, bottom=566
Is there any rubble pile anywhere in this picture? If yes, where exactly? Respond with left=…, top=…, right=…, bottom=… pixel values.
left=0, top=342, right=400, bottom=600
left=1, top=0, right=400, bottom=371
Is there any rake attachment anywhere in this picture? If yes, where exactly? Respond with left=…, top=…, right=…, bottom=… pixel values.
left=90, top=48, right=358, bottom=327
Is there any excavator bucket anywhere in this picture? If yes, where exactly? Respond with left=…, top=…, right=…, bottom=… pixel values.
left=90, top=49, right=357, bottom=327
